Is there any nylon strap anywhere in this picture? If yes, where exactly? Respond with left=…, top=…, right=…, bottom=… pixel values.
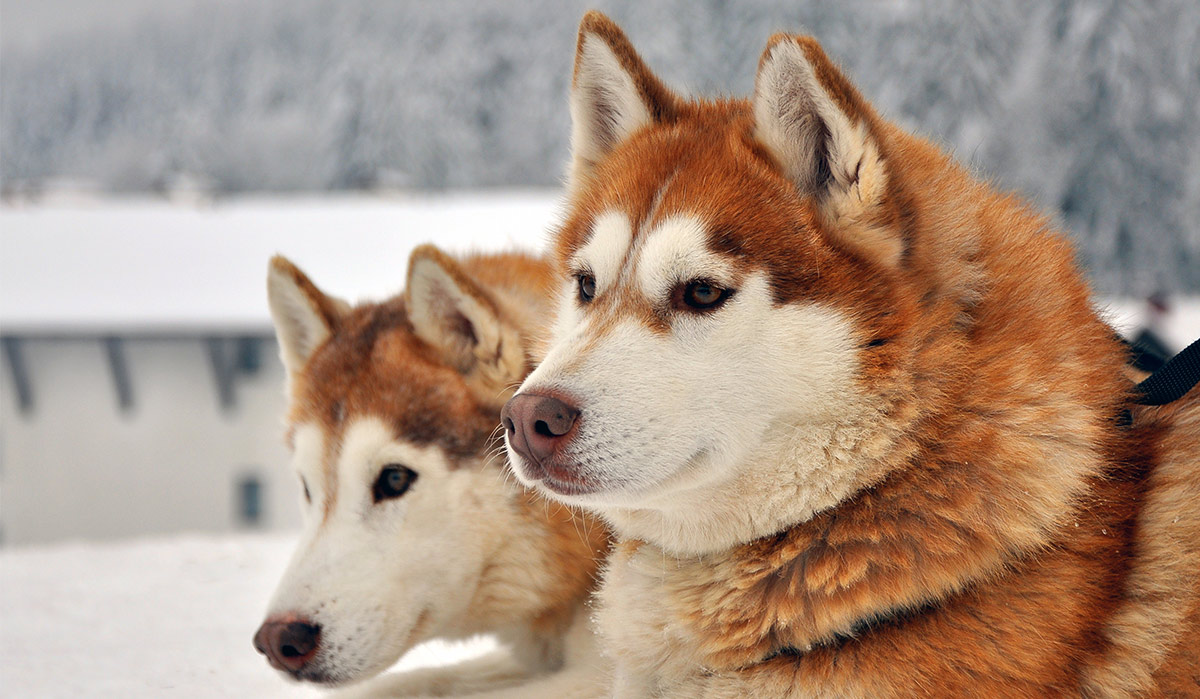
left=1133, top=336, right=1200, bottom=406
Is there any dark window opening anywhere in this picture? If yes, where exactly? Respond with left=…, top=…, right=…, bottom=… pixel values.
left=237, top=473, right=264, bottom=527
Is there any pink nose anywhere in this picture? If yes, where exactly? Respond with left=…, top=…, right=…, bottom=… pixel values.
left=253, top=617, right=321, bottom=674
left=501, top=393, right=580, bottom=468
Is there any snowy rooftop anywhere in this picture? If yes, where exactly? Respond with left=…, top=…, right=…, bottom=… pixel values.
left=0, top=192, right=563, bottom=334
left=3, top=193, right=1199, bottom=349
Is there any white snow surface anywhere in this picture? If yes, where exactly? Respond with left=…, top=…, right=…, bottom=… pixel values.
left=0, top=533, right=495, bottom=698
left=0, top=192, right=563, bottom=333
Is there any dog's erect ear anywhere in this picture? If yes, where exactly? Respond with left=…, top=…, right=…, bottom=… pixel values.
left=568, top=11, right=678, bottom=194
left=268, top=256, right=349, bottom=375
left=754, top=35, right=901, bottom=268
left=406, top=245, right=526, bottom=408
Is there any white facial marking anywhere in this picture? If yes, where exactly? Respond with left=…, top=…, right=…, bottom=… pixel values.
left=510, top=212, right=871, bottom=555
left=553, top=210, right=634, bottom=345
left=292, top=422, right=325, bottom=510
left=575, top=210, right=633, bottom=292
left=551, top=277, right=584, bottom=346
left=636, top=215, right=736, bottom=301
left=265, top=416, right=499, bottom=685
left=334, top=418, right=412, bottom=519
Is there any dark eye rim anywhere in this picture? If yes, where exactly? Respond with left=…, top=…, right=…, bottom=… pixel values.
left=373, top=464, right=418, bottom=502
left=575, top=272, right=597, bottom=304
left=672, top=279, right=735, bottom=312
left=300, top=476, right=311, bottom=504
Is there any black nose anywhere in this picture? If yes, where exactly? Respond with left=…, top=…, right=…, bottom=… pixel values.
left=501, top=393, right=580, bottom=467
left=254, top=618, right=321, bottom=674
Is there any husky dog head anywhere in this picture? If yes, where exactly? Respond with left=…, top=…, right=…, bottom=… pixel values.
left=503, top=13, right=1033, bottom=555
left=255, top=248, right=603, bottom=685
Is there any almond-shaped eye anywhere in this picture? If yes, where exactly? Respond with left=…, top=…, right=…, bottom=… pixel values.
left=300, top=476, right=311, bottom=504
left=373, top=465, right=417, bottom=502
left=677, top=280, right=733, bottom=311
left=577, top=274, right=597, bottom=303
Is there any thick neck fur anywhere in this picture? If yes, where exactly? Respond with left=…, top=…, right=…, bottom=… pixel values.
left=464, top=476, right=610, bottom=637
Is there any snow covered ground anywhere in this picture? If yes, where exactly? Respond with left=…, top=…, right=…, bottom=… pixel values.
left=0, top=533, right=495, bottom=698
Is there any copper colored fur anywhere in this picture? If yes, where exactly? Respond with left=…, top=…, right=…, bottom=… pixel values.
left=535, top=12, right=1200, bottom=697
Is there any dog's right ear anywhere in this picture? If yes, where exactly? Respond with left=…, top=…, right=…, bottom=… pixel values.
left=753, top=35, right=901, bottom=268
left=267, top=256, right=348, bottom=374
left=568, top=11, right=678, bottom=194
left=406, top=245, right=527, bottom=409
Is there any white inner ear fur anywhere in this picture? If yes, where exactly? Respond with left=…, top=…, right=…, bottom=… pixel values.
left=636, top=216, right=737, bottom=301
left=407, top=256, right=524, bottom=399
left=268, top=265, right=340, bottom=375
left=408, top=255, right=497, bottom=364
left=569, top=35, right=653, bottom=192
left=753, top=41, right=898, bottom=267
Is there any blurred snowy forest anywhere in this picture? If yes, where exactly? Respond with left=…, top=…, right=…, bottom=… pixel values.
left=2, top=0, right=1199, bottom=293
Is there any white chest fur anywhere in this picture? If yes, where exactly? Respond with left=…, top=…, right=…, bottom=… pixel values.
left=596, top=543, right=703, bottom=697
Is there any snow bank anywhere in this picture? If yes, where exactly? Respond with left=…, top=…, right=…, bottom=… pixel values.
left=0, top=533, right=492, bottom=697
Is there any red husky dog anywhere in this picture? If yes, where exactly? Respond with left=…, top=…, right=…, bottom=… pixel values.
left=255, top=247, right=608, bottom=696
left=502, top=12, right=1200, bottom=697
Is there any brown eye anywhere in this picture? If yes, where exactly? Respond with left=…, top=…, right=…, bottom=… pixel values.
left=678, top=280, right=732, bottom=311
left=577, top=274, right=596, bottom=303
left=373, top=465, right=417, bottom=502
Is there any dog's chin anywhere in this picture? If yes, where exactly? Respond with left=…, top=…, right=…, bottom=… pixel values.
left=282, top=625, right=413, bottom=688
left=289, top=650, right=398, bottom=688
left=281, top=660, right=355, bottom=687
left=509, top=453, right=617, bottom=501
left=575, top=451, right=720, bottom=511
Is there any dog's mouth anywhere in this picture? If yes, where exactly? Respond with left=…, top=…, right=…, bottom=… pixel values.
left=538, top=468, right=605, bottom=497
left=507, top=449, right=606, bottom=497
left=263, top=609, right=431, bottom=687
left=527, top=458, right=606, bottom=497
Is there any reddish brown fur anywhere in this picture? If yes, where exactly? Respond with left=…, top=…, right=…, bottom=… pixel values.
left=289, top=251, right=555, bottom=461
left=283, top=250, right=608, bottom=598
left=565, top=12, right=1200, bottom=696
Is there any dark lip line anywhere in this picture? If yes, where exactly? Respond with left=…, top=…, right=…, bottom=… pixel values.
left=537, top=471, right=604, bottom=497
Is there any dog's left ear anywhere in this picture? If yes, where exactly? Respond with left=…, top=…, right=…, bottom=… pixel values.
left=567, top=11, right=679, bottom=194
left=406, top=245, right=526, bottom=408
left=267, top=256, right=350, bottom=376
left=753, top=35, right=901, bottom=268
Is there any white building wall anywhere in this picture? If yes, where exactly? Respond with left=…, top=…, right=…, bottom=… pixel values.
left=0, top=337, right=302, bottom=546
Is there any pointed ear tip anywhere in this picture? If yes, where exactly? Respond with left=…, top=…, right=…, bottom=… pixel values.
left=579, top=10, right=617, bottom=35
left=760, top=33, right=823, bottom=64
left=577, top=10, right=631, bottom=56
left=407, top=244, right=448, bottom=276
left=268, top=254, right=293, bottom=275
left=407, top=245, right=465, bottom=296
left=267, top=256, right=304, bottom=293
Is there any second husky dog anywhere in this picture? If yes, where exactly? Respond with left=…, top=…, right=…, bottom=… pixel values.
left=254, top=246, right=608, bottom=696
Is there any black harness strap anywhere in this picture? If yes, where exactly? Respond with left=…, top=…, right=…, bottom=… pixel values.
left=1133, top=336, right=1200, bottom=406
